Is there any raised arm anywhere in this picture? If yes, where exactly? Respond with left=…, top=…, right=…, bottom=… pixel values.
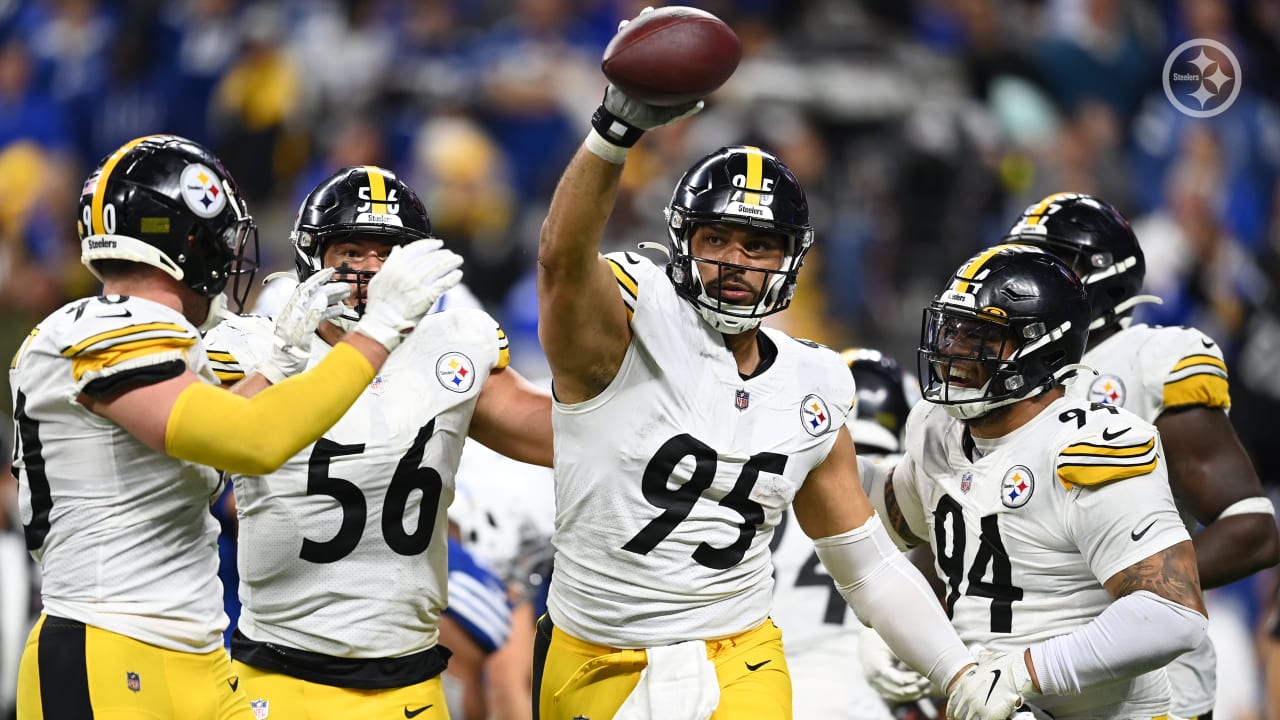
left=538, top=22, right=701, bottom=403
left=536, top=145, right=636, bottom=404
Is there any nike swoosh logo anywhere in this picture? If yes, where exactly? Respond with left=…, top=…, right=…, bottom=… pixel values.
left=227, top=677, right=239, bottom=692
left=99, top=309, right=133, bottom=319
left=745, top=659, right=772, bottom=671
left=985, top=669, right=1002, bottom=704
left=1101, top=426, right=1130, bottom=441
left=1131, top=520, right=1157, bottom=541
left=1202, top=339, right=1215, bottom=348
left=404, top=705, right=433, bottom=718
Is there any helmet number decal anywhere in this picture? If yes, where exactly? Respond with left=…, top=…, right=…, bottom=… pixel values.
left=83, top=203, right=116, bottom=234
left=357, top=186, right=399, bottom=214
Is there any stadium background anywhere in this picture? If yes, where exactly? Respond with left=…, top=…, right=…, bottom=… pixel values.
left=0, top=0, right=1279, bottom=717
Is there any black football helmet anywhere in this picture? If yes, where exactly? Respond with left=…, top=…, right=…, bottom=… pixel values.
left=661, top=145, right=813, bottom=334
left=919, top=245, right=1089, bottom=420
left=78, top=134, right=258, bottom=310
left=841, top=348, right=916, bottom=455
left=1002, top=192, right=1149, bottom=334
left=291, top=165, right=434, bottom=324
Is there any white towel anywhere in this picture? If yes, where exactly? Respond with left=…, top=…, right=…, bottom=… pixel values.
left=614, top=639, right=721, bottom=720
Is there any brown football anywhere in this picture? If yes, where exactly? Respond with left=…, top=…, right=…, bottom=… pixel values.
left=601, top=6, right=742, bottom=107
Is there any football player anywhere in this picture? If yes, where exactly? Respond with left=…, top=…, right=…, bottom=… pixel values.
left=531, top=17, right=1021, bottom=719
left=1003, top=192, right=1278, bottom=720
left=202, top=166, right=551, bottom=719
left=872, top=244, right=1209, bottom=719
left=10, top=136, right=460, bottom=719
left=771, top=349, right=925, bottom=720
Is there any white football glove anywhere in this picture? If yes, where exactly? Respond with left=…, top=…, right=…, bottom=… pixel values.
left=258, top=268, right=348, bottom=384
left=355, top=240, right=463, bottom=352
left=858, top=630, right=932, bottom=704
left=946, top=651, right=1035, bottom=720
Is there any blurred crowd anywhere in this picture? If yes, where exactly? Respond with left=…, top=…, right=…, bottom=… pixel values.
left=2, top=0, right=1280, bottom=716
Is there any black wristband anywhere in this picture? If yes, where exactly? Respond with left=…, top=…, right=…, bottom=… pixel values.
left=590, top=104, right=645, bottom=148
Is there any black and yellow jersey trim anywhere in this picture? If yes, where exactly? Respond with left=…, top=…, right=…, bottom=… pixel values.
left=60, top=322, right=193, bottom=358
left=10, top=327, right=39, bottom=370
left=1057, top=437, right=1158, bottom=489
left=496, top=325, right=510, bottom=370
left=70, top=336, right=197, bottom=382
left=606, top=256, right=639, bottom=321
left=206, top=349, right=246, bottom=384
left=1163, top=352, right=1230, bottom=409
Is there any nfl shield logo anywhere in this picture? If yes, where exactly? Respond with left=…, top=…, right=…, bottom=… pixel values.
left=126, top=671, right=141, bottom=692
left=251, top=699, right=270, bottom=719
left=960, top=471, right=973, bottom=494
left=735, top=388, right=750, bottom=411
left=368, top=374, right=385, bottom=396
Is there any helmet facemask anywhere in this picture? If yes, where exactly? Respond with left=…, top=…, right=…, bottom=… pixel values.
left=664, top=211, right=812, bottom=334
left=918, top=305, right=1071, bottom=420
left=291, top=166, right=435, bottom=331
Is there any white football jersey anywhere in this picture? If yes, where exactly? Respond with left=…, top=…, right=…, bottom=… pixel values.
left=771, top=452, right=898, bottom=720
left=890, top=397, right=1190, bottom=719
left=204, top=307, right=509, bottom=658
left=1067, top=323, right=1229, bottom=717
left=548, top=252, right=855, bottom=648
left=10, top=295, right=226, bottom=652
left=1070, top=323, right=1229, bottom=429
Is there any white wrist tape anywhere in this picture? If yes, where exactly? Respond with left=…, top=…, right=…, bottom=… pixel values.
left=584, top=129, right=630, bottom=165
left=1029, top=590, right=1207, bottom=695
left=814, top=514, right=973, bottom=692
left=1217, top=496, right=1276, bottom=520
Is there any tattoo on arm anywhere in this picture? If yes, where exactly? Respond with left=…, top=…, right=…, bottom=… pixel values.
left=884, top=478, right=924, bottom=548
left=1104, top=540, right=1206, bottom=614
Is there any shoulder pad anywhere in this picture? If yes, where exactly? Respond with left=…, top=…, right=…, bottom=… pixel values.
left=603, top=251, right=652, bottom=320
left=1055, top=405, right=1159, bottom=490
left=202, top=314, right=275, bottom=383
left=57, top=296, right=197, bottom=359
left=1146, top=326, right=1230, bottom=410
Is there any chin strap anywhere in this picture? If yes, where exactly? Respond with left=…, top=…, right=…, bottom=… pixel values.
left=1054, top=363, right=1095, bottom=383
left=1090, top=295, right=1162, bottom=331
left=637, top=241, right=671, bottom=258
left=198, top=294, right=230, bottom=333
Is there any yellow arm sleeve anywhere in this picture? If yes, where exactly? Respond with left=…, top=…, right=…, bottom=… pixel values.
left=164, top=342, right=374, bottom=475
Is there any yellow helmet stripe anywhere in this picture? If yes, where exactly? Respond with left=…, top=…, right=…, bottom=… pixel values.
left=364, top=165, right=388, bottom=214
left=743, top=146, right=764, bottom=205
left=91, top=135, right=153, bottom=235
left=954, top=245, right=1007, bottom=294
left=1022, top=191, right=1076, bottom=226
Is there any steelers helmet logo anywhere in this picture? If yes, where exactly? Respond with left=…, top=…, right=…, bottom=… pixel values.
left=800, top=394, right=832, bottom=437
left=436, top=352, right=476, bottom=393
left=1001, top=465, right=1034, bottom=509
left=1088, top=374, right=1126, bottom=407
left=180, top=163, right=228, bottom=218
